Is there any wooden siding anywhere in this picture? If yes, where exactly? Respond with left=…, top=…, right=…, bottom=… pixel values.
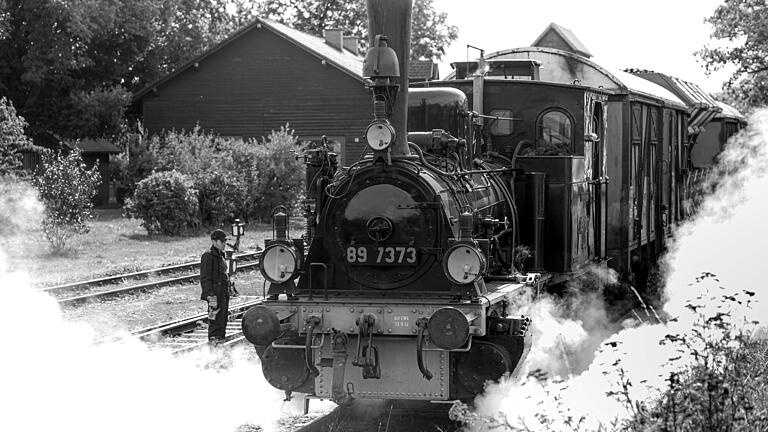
left=140, top=27, right=372, bottom=166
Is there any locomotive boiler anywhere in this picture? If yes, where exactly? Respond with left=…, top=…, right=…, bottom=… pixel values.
left=241, top=0, right=541, bottom=402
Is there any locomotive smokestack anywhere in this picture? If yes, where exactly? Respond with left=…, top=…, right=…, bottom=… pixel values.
left=367, top=0, right=412, bottom=157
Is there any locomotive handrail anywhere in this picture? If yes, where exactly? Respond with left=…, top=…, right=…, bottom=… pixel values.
left=415, top=318, right=433, bottom=380
left=422, top=335, right=474, bottom=352
left=308, top=262, right=328, bottom=301
left=271, top=333, right=325, bottom=349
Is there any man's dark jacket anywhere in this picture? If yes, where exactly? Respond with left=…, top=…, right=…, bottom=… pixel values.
left=200, top=246, right=230, bottom=300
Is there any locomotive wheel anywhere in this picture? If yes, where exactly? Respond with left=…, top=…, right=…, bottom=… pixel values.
left=260, top=337, right=311, bottom=391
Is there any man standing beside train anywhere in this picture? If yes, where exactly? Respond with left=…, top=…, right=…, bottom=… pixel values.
left=200, top=229, right=230, bottom=345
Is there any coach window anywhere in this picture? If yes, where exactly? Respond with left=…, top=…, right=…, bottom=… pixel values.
left=488, top=109, right=514, bottom=136
left=536, top=108, right=574, bottom=155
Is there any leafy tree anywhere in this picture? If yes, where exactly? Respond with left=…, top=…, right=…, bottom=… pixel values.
left=410, top=0, right=458, bottom=61
left=33, top=149, right=101, bottom=251
left=698, top=0, right=768, bottom=111
left=0, top=0, right=250, bottom=139
left=256, top=0, right=458, bottom=61
left=0, top=96, right=36, bottom=176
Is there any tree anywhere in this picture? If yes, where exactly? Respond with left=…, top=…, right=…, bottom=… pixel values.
left=0, top=0, right=251, bottom=139
left=0, top=97, right=36, bottom=176
left=698, top=0, right=768, bottom=111
left=256, top=0, right=458, bottom=61
left=33, top=149, right=101, bottom=251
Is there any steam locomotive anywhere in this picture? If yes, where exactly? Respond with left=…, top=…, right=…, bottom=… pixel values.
left=241, top=0, right=743, bottom=403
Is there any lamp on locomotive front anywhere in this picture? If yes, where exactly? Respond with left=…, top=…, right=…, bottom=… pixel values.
left=363, top=34, right=399, bottom=158
left=259, top=207, right=303, bottom=297
left=442, top=212, right=487, bottom=287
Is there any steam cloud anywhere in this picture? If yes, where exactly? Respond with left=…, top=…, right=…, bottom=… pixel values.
left=465, top=109, right=768, bottom=430
left=0, top=178, right=327, bottom=432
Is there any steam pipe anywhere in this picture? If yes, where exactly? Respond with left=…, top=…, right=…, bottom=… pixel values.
left=367, top=0, right=412, bottom=156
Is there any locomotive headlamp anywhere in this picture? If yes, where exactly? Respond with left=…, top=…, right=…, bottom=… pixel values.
left=427, top=307, right=470, bottom=350
left=260, top=243, right=299, bottom=283
left=365, top=120, right=395, bottom=151
left=443, top=244, right=486, bottom=285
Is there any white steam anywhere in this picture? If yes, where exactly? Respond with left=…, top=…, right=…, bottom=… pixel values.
left=0, top=181, right=323, bottom=432
left=0, top=178, right=43, bottom=236
left=464, top=109, right=768, bottom=430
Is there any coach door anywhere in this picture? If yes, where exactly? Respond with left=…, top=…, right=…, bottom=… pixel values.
left=584, top=92, right=608, bottom=261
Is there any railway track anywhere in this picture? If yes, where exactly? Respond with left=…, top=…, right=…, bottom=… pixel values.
left=292, top=399, right=461, bottom=432
left=45, top=250, right=261, bottom=306
left=97, top=299, right=262, bottom=354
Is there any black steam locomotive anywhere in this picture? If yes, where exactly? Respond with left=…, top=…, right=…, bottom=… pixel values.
left=241, top=0, right=743, bottom=404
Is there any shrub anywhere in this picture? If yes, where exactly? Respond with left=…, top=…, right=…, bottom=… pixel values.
left=195, top=170, right=248, bottom=227
left=124, top=170, right=199, bottom=235
left=141, top=124, right=305, bottom=224
left=618, top=273, right=768, bottom=431
left=33, top=150, right=101, bottom=251
left=110, top=124, right=156, bottom=199
left=0, top=96, right=36, bottom=177
left=149, top=125, right=223, bottom=174
left=250, top=124, right=306, bottom=220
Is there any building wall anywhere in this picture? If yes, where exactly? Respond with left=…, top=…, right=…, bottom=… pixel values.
left=140, top=27, right=372, bottom=166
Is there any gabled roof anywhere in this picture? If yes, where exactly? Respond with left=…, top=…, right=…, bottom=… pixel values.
left=64, top=138, right=121, bottom=154
left=625, top=69, right=720, bottom=108
left=409, top=60, right=439, bottom=81
left=132, top=17, right=366, bottom=102
left=262, top=19, right=364, bottom=79
left=531, top=23, right=592, bottom=58
left=715, top=101, right=746, bottom=121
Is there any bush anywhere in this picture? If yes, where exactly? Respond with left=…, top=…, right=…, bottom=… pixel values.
left=250, top=125, right=306, bottom=220
left=110, top=124, right=156, bottom=199
left=195, top=170, right=248, bottom=227
left=124, top=170, right=199, bottom=235
left=33, top=150, right=101, bottom=251
left=149, top=125, right=224, bottom=174
left=0, top=97, right=36, bottom=177
left=619, top=273, right=768, bottom=431
left=140, top=124, right=305, bottom=224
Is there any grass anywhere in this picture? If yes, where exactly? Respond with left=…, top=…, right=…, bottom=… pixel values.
left=3, top=208, right=289, bottom=287
left=4, top=208, right=301, bottom=337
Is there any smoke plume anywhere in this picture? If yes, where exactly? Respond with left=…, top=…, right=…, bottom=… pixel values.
left=0, top=181, right=325, bottom=432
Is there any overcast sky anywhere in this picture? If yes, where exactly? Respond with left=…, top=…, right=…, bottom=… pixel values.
left=435, top=0, right=734, bottom=93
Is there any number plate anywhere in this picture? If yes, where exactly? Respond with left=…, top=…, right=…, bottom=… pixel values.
left=346, top=245, right=419, bottom=266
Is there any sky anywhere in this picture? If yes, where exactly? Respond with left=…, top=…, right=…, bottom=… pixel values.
left=435, top=0, right=734, bottom=93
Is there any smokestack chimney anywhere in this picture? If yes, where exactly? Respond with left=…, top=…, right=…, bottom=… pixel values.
left=324, top=28, right=344, bottom=50
left=367, top=0, right=412, bottom=157
left=343, top=36, right=360, bottom=55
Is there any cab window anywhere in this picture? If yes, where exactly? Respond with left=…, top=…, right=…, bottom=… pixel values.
left=536, top=109, right=573, bottom=155
left=488, top=109, right=514, bottom=136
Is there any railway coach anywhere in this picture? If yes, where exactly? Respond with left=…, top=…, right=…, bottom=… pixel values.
left=412, top=46, right=712, bottom=286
